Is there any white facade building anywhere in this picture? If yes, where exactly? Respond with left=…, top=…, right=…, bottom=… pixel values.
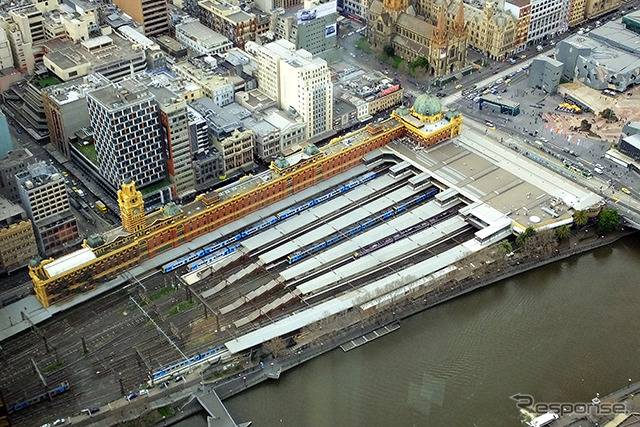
left=527, top=0, right=570, bottom=45
left=249, top=39, right=333, bottom=139
left=176, top=21, right=233, bottom=56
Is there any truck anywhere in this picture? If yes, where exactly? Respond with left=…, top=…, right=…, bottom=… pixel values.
left=95, top=200, right=107, bottom=213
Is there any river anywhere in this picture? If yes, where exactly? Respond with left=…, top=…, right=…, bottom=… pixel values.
left=175, top=235, right=640, bottom=426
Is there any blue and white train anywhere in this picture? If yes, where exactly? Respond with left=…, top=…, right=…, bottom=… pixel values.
left=161, top=171, right=378, bottom=273
left=287, top=187, right=440, bottom=264
left=8, top=381, right=70, bottom=414
left=148, top=346, right=230, bottom=386
left=185, top=244, right=240, bottom=272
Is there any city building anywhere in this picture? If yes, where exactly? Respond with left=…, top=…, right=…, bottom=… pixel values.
left=0, top=195, right=37, bottom=273
left=42, top=73, right=110, bottom=158
left=250, top=39, right=333, bottom=139
left=172, top=57, right=235, bottom=105
left=199, top=0, right=257, bottom=50
left=430, top=0, right=517, bottom=61
left=176, top=20, right=233, bottom=56
left=557, top=22, right=640, bottom=91
left=567, top=0, right=587, bottom=27
left=17, top=162, right=80, bottom=256
left=623, top=10, right=640, bottom=34
left=526, top=0, right=569, bottom=46
left=149, top=83, right=196, bottom=200
left=86, top=78, right=167, bottom=192
left=271, top=0, right=338, bottom=55
left=191, top=97, right=255, bottom=176
left=584, top=0, right=620, bottom=20
left=42, top=33, right=147, bottom=82
left=112, top=0, right=170, bottom=37
left=155, top=35, right=188, bottom=60
left=116, top=26, right=166, bottom=70
left=505, top=0, right=532, bottom=53
left=29, top=92, right=463, bottom=307
left=0, top=148, right=36, bottom=203
left=368, top=0, right=468, bottom=77
left=528, top=56, right=563, bottom=93
left=334, top=68, right=404, bottom=124
left=0, top=110, right=12, bottom=159
left=1, top=78, right=50, bottom=140
left=0, top=27, right=13, bottom=69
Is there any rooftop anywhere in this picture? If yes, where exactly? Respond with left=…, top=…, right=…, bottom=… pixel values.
left=176, top=21, right=231, bottom=48
left=42, top=74, right=111, bottom=106
left=0, top=195, right=25, bottom=224
left=43, top=33, right=145, bottom=76
left=16, top=162, right=63, bottom=190
left=88, top=78, right=154, bottom=110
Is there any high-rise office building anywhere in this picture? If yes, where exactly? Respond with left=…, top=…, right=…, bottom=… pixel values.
left=112, top=0, right=169, bottom=37
left=250, top=39, right=333, bottom=140
left=16, top=162, right=80, bottom=256
left=87, top=78, right=166, bottom=191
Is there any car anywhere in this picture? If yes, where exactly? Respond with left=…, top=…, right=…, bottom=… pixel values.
left=436, top=92, right=446, bottom=98
left=160, top=381, right=170, bottom=389
left=517, top=67, right=523, bottom=73
left=139, top=389, right=150, bottom=395
left=485, top=121, right=494, bottom=127
left=82, top=407, right=100, bottom=416
left=61, top=171, right=68, bottom=177
left=622, top=188, right=631, bottom=194
left=536, top=45, right=543, bottom=51
left=175, top=375, right=185, bottom=382
left=300, top=9, right=316, bottom=21
left=40, top=424, right=51, bottom=427
left=53, top=419, right=67, bottom=426
left=125, top=392, right=138, bottom=401
left=455, top=84, right=463, bottom=89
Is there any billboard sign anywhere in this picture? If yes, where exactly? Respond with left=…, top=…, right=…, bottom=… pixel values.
left=297, top=1, right=337, bottom=25
left=325, top=23, right=337, bottom=38
left=379, top=84, right=400, bottom=96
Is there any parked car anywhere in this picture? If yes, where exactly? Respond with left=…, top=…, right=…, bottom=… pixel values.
left=139, top=389, right=149, bottom=396
left=53, top=419, right=67, bottom=426
left=125, top=392, right=138, bottom=401
left=174, top=375, right=185, bottom=382
left=622, top=188, right=631, bottom=194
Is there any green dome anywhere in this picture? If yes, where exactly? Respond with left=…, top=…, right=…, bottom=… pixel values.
left=86, top=234, right=105, bottom=248
left=303, top=144, right=319, bottom=156
left=413, top=94, right=441, bottom=117
left=273, top=156, right=290, bottom=169
left=396, top=105, right=410, bottom=116
left=29, top=255, right=41, bottom=268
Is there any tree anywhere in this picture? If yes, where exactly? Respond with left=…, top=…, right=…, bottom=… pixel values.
left=411, top=56, right=429, bottom=70
left=579, top=119, right=591, bottom=131
left=515, top=226, right=536, bottom=247
left=500, top=240, right=513, bottom=254
left=555, top=224, right=571, bottom=240
left=262, top=337, right=286, bottom=358
left=600, top=108, right=618, bottom=122
left=383, top=45, right=395, bottom=58
left=573, top=210, right=588, bottom=228
left=597, top=209, right=620, bottom=234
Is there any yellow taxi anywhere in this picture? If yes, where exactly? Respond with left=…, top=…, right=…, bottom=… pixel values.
left=455, top=84, right=463, bottom=89
left=622, top=188, right=631, bottom=195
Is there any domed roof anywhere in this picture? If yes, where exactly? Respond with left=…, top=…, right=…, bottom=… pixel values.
left=396, top=105, right=410, bottom=116
left=303, top=144, right=319, bottom=156
left=86, top=234, right=105, bottom=248
left=413, top=94, right=442, bottom=117
left=273, top=155, right=290, bottom=169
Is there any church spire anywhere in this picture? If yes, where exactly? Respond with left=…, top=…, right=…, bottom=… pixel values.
left=454, top=0, right=466, bottom=37
left=433, top=5, right=447, bottom=45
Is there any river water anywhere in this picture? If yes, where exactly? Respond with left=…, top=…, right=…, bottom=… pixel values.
left=176, top=235, right=640, bottom=427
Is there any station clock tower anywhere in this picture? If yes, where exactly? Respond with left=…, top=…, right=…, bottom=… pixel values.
left=118, top=179, right=146, bottom=233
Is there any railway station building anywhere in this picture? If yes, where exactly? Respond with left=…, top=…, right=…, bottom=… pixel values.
left=28, top=94, right=462, bottom=307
